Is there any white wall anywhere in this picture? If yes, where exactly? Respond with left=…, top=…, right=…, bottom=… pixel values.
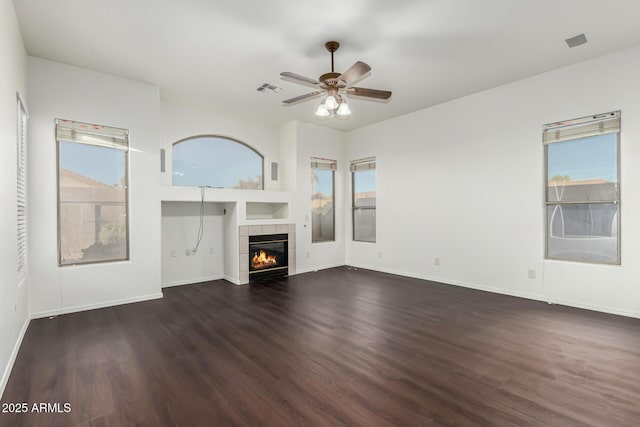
left=278, top=121, right=297, bottom=192
left=28, top=57, right=162, bottom=318
left=0, top=0, right=29, bottom=399
left=294, top=121, right=347, bottom=273
left=346, top=45, right=640, bottom=318
left=161, top=202, right=225, bottom=287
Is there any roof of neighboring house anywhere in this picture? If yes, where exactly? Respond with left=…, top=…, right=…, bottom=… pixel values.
left=59, top=168, right=117, bottom=189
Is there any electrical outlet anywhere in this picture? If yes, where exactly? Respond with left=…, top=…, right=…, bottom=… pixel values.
left=434, top=257, right=440, bottom=266
left=185, top=249, right=192, bottom=256
left=306, top=251, right=310, bottom=259
left=378, top=251, right=383, bottom=259
left=170, top=249, right=177, bottom=257
left=209, top=247, right=214, bottom=254
left=528, top=269, right=536, bottom=279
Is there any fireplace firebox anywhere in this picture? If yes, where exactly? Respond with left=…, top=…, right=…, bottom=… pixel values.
left=249, top=233, right=288, bottom=281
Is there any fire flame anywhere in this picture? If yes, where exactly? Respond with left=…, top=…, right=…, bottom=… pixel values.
left=252, top=250, right=277, bottom=269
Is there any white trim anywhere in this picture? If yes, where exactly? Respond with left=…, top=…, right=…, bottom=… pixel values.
left=162, top=275, right=224, bottom=288
left=295, top=262, right=346, bottom=274
left=30, top=293, right=163, bottom=320
left=17, top=276, right=27, bottom=289
left=545, top=296, right=640, bottom=320
left=0, top=316, right=30, bottom=399
left=224, top=275, right=242, bottom=285
left=347, top=262, right=640, bottom=320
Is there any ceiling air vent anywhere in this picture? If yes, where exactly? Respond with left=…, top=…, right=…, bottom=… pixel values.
left=565, top=33, right=587, bottom=48
left=256, top=83, right=283, bottom=94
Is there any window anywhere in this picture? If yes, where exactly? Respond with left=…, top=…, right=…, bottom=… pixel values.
left=544, top=111, right=620, bottom=264
left=351, top=157, right=376, bottom=242
left=172, top=136, right=263, bottom=189
left=311, top=158, right=336, bottom=242
left=56, top=119, right=129, bottom=265
left=17, top=95, right=27, bottom=278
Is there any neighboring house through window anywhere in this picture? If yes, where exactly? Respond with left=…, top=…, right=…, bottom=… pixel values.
left=311, top=158, right=336, bottom=243
left=56, top=119, right=129, bottom=265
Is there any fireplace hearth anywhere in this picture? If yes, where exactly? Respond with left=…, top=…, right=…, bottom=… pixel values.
left=249, top=233, right=288, bottom=281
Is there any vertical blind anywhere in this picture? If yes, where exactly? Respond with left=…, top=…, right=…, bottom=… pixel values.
left=17, top=95, right=28, bottom=276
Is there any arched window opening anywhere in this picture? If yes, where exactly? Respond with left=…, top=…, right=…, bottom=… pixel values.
left=172, top=136, right=263, bottom=189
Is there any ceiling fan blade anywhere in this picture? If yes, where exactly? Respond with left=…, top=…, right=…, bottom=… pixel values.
left=282, top=91, right=323, bottom=104
left=347, top=87, right=392, bottom=100
left=338, top=61, right=372, bottom=86
left=280, top=72, right=320, bottom=88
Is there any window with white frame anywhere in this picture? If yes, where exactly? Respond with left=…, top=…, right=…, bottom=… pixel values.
left=311, top=158, right=336, bottom=243
left=172, top=136, right=264, bottom=189
left=56, top=119, right=129, bottom=266
left=17, top=95, right=28, bottom=279
left=544, top=111, right=620, bottom=264
left=351, top=157, right=376, bottom=242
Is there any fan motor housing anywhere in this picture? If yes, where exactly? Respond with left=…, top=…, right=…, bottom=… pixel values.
left=319, top=72, right=341, bottom=83
left=319, top=73, right=347, bottom=90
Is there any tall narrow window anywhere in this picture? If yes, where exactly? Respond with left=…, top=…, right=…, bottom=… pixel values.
left=172, top=136, right=263, bottom=189
left=56, top=119, right=129, bottom=265
left=311, top=158, right=336, bottom=243
left=544, top=111, right=620, bottom=264
left=351, top=157, right=376, bottom=242
left=17, top=95, right=28, bottom=279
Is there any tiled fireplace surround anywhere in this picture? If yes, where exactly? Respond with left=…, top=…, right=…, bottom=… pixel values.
left=239, top=224, right=296, bottom=284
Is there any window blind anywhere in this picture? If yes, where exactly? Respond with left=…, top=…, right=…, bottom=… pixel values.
left=350, top=157, right=376, bottom=172
left=55, top=119, right=129, bottom=150
left=17, top=95, right=28, bottom=276
left=310, top=157, right=337, bottom=170
left=543, top=111, right=620, bottom=144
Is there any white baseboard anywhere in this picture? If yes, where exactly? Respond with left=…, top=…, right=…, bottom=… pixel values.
left=547, top=296, right=640, bottom=319
left=347, top=262, right=640, bottom=320
left=0, top=316, right=30, bottom=400
left=295, top=263, right=346, bottom=275
left=348, top=262, right=546, bottom=301
left=224, top=275, right=242, bottom=285
left=30, top=292, right=164, bottom=320
left=162, top=275, right=224, bottom=288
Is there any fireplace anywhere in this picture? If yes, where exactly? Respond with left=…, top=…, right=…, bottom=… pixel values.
left=249, top=233, right=288, bottom=281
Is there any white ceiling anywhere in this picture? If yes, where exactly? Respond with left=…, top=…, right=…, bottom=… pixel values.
left=14, top=0, right=640, bottom=131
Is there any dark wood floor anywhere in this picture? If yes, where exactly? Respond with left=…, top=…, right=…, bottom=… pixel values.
left=2, top=267, right=640, bottom=426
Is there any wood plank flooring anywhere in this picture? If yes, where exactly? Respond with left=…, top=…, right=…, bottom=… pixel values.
left=2, top=267, right=640, bottom=426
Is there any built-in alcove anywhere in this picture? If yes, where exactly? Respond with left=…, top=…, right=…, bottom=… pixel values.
left=246, top=202, right=289, bottom=220
left=161, top=201, right=226, bottom=287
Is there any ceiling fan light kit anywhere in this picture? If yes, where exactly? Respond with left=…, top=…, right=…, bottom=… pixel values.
left=281, top=41, right=391, bottom=119
left=324, top=94, right=339, bottom=110
left=336, top=100, right=351, bottom=117
left=315, top=103, right=330, bottom=118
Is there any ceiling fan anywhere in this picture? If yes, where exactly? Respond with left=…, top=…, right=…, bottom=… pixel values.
left=281, top=41, right=392, bottom=117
